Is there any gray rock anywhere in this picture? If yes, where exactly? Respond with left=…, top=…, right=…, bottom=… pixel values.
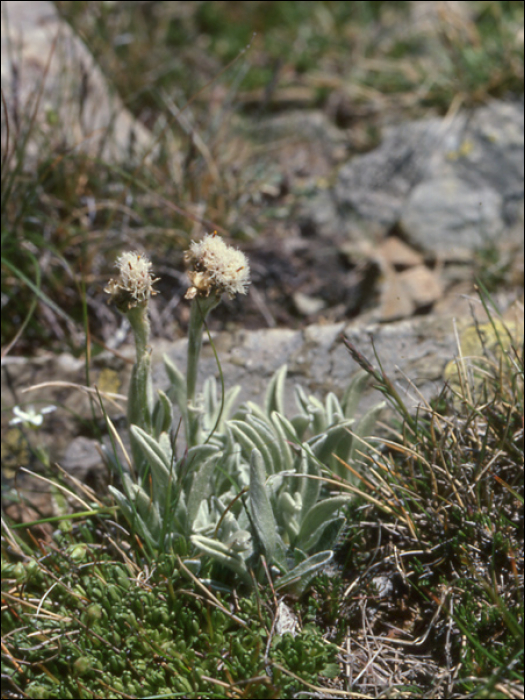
left=401, top=176, right=503, bottom=255
left=336, top=117, right=446, bottom=228
left=1, top=0, right=155, bottom=163
left=335, top=99, right=524, bottom=255
left=61, top=436, right=107, bottom=490
left=153, top=314, right=460, bottom=421
left=3, top=302, right=521, bottom=489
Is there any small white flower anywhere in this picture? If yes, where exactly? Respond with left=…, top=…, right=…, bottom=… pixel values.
left=105, top=251, right=159, bottom=310
left=9, top=405, right=56, bottom=427
left=184, top=233, right=250, bottom=300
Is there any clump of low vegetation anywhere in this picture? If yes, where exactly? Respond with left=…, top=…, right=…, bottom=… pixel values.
left=329, top=287, right=523, bottom=698
left=2, top=285, right=523, bottom=698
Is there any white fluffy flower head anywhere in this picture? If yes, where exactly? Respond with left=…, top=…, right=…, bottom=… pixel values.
left=184, top=233, right=250, bottom=300
left=105, top=251, right=159, bottom=310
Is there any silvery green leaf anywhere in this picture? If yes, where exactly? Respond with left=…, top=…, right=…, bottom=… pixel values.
left=190, top=535, right=252, bottom=585
left=109, top=486, right=157, bottom=550
left=202, top=377, right=241, bottom=434
left=308, top=394, right=325, bottom=411
left=181, top=442, right=219, bottom=482
left=158, top=431, right=174, bottom=460
left=342, top=369, right=369, bottom=418
left=264, top=364, right=287, bottom=417
left=299, top=449, right=321, bottom=521
left=152, top=389, right=173, bottom=439
left=187, top=453, right=222, bottom=531
left=178, top=443, right=220, bottom=499
left=219, top=384, right=242, bottom=429
left=212, top=501, right=242, bottom=536
left=272, top=412, right=300, bottom=448
left=109, top=481, right=162, bottom=548
left=187, top=403, right=203, bottom=447
left=205, top=434, right=226, bottom=451
left=268, top=412, right=294, bottom=471
left=289, top=413, right=311, bottom=441
left=353, top=401, right=385, bottom=452
left=227, top=421, right=258, bottom=462
left=202, top=376, right=218, bottom=418
left=120, top=471, right=140, bottom=501
left=249, top=448, right=278, bottom=562
left=329, top=425, right=354, bottom=476
left=130, top=424, right=172, bottom=493
left=229, top=420, right=274, bottom=475
left=191, top=499, right=217, bottom=535
left=182, top=559, right=201, bottom=575
left=315, top=515, right=346, bottom=552
left=274, top=550, right=333, bottom=594
left=247, top=414, right=287, bottom=475
left=108, top=484, right=130, bottom=515
left=225, top=529, right=252, bottom=553
left=297, top=495, right=350, bottom=552
left=265, top=470, right=289, bottom=499
left=340, top=401, right=385, bottom=478
left=325, top=392, right=344, bottom=425
left=171, top=488, right=187, bottom=532
left=277, top=491, right=302, bottom=543
left=186, top=442, right=221, bottom=465
left=216, top=446, right=246, bottom=493
left=308, top=419, right=355, bottom=465
left=235, top=400, right=267, bottom=424
left=283, top=520, right=300, bottom=543
left=278, top=490, right=302, bottom=517
left=163, top=354, right=189, bottom=441
left=163, top=355, right=187, bottom=410
left=234, top=502, right=250, bottom=531
left=128, top=482, right=162, bottom=541
left=294, top=384, right=310, bottom=416
left=308, top=397, right=327, bottom=434
left=127, top=353, right=153, bottom=435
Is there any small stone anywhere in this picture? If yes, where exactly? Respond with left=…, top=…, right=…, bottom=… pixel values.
left=379, top=266, right=415, bottom=321
left=378, top=237, right=423, bottom=269
left=398, top=266, right=443, bottom=309
left=293, top=291, right=327, bottom=316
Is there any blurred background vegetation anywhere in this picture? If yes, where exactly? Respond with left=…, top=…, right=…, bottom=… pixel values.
left=2, top=0, right=523, bottom=354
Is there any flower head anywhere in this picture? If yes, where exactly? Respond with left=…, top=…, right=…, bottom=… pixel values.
left=105, top=251, right=159, bottom=311
left=184, top=233, right=250, bottom=300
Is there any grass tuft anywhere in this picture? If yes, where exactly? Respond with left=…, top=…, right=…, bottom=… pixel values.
left=333, top=287, right=523, bottom=697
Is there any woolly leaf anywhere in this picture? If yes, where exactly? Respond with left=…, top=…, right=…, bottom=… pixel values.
left=229, top=420, right=275, bottom=474
left=163, top=354, right=187, bottom=412
left=247, top=413, right=286, bottom=475
left=299, top=449, right=321, bottom=523
left=348, top=401, right=385, bottom=467
left=297, top=495, right=350, bottom=552
left=190, top=535, right=252, bottom=584
left=342, top=369, right=369, bottom=418
left=294, top=384, right=310, bottom=416
left=130, top=425, right=172, bottom=493
left=187, top=453, right=222, bottom=532
left=290, top=413, right=312, bottom=441
left=309, top=419, right=354, bottom=465
left=264, top=364, right=287, bottom=417
left=249, top=448, right=278, bottom=562
left=325, top=392, right=344, bottom=425
left=152, top=389, right=173, bottom=439
left=275, top=550, right=333, bottom=594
